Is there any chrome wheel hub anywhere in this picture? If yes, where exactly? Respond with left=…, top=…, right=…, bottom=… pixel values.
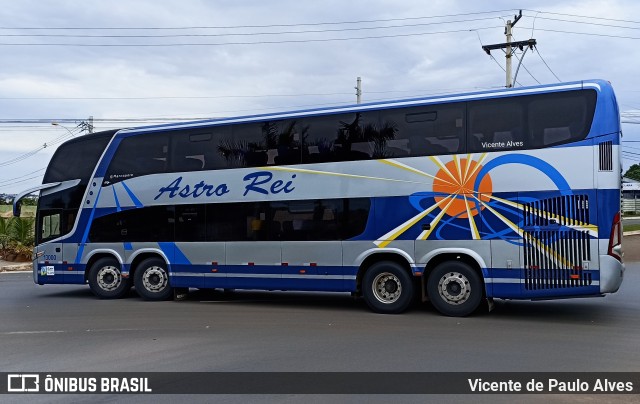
left=372, top=272, right=402, bottom=304
left=97, top=266, right=121, bottom=291
left=142, top=266, right=167, bottom=293
left=438, top=272, right=471, bottom=305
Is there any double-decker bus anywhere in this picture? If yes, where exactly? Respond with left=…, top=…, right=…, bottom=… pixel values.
left=13, top=79, right=624, bottom=316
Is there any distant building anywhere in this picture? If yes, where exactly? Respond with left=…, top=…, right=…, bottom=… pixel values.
left=622, top=177, right=640, bottom=199
left=622, top=177, right=640, bottom=213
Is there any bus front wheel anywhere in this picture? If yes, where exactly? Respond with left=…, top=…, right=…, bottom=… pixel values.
left=134, top=257, right=173, bottom=301
left=362, top=261, right=414, bottom=314
left=88, top=257, right=129, bottom=299
left=427, top=261, right=482, bottom=317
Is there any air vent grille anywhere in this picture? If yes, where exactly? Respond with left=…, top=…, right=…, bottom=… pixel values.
left=599, top=141, right=613, bottom=171
left=523, top=195, right=589, bottom=227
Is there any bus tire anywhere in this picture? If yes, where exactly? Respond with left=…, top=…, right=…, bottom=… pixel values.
left=427, top=260, right=482, bottom=317
left=362, top=261, right=414, bottom=314
left=134, top=257, right=173, bottom=301
left=88, top=257, right=129, bottom=299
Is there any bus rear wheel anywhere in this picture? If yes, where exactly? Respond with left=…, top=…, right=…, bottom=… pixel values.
left=362, top=261, right=414, bottom=314
left=88, top=257, right=129, bottom=299
left=134, top=257, right=173, bottom=301
left=427, top=261, right=482, bottom=317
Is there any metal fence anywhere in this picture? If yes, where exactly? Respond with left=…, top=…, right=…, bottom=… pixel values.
left=623, top=198, right=640, bottom=213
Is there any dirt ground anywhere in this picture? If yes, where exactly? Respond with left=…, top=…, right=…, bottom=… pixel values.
left=623, top=234, right=640, bottom=262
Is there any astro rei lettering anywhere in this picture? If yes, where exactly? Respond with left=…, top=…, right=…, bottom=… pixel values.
left=154, top=171, right=297, bottom=200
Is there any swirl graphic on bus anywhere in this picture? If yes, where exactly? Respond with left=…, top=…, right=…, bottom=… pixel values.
left=374, top=153, right=594, bottom=247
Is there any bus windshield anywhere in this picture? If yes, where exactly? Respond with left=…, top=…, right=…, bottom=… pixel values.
left=36, top=131, right=114, bottom=244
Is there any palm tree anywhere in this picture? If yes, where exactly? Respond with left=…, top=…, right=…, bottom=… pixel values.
left=9, top=217, right=35, bottom=246
left=0, top=217, right=11, bottom=252
left=6, top=217, right=35, bottom=261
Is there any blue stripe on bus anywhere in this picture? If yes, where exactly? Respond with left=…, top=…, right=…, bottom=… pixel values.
left=169, top=264, right=358, bottom=292
left=120, top=181, right=143, bottom=208
left=75, top=187, right=102, bottom=264
left=487, top=267, right=600, bottom=299
left=158, top=242, right=191, bottom=266
left=112, top=185, right=121, bottom=212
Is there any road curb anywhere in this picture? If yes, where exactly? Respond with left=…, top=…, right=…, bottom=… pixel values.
left=0, top=263, right=31, bottom=273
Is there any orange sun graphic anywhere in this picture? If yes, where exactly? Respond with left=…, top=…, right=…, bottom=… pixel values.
left=432, top=158, right=492, bottom=218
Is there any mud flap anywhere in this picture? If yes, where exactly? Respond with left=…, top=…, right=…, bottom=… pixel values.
left=173, top=288, right=189, bottom=301
left=486, top=297, right=495, bottom=312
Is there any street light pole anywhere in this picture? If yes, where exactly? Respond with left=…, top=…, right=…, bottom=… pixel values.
left=51, top=122, right=78, bottom=138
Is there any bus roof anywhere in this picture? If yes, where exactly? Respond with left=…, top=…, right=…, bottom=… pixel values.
left=117, top=79, right=614, bottom=137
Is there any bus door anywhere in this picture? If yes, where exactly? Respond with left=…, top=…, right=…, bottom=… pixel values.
left=34, top=209, right=66, bottom=284
left=483, top=192, right=522, bottom=298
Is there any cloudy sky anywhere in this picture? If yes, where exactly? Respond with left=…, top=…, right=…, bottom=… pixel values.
left=1, top=0, right=640, bottom=194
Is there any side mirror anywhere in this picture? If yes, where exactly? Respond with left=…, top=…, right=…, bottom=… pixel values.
left=11, top=181, right=64, bottom=218
left=12, top=199, right=21, bottom=217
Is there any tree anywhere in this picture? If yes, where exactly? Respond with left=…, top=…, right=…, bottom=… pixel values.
left=0, top=218, right=11, bottom=251
left=624, top=164, right=640, bottom=181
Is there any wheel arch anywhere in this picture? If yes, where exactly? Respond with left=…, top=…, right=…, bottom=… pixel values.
left=354, top=248, right=415, bottom=295
left=84, top=249, right=123, bottom=282
left=128, top=249, right=169, bottom=285
left=420, top=248, right=489, bottom=299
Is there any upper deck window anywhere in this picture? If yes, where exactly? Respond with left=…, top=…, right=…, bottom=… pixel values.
left=468, top=89, right=597, bottom=153
left=43, top=132, right=112, bottom=184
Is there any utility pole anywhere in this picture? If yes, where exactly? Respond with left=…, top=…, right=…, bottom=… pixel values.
left=78, top=116, right=94, bottom=134
left=481, top=10, right=536, bottom=88
left=355, top=77, right=362, bottom=104
left=505, top=16, right=515, bottom=88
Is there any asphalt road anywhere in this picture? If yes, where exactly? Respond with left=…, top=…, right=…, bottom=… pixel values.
left=623, top=217, right=640, bottom=226
left=1, top=263, right=639, bottom=403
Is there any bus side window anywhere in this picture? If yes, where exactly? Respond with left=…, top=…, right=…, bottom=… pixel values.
left=468, top=99, right=524, bottom=152
left=381, top=104, right=464, bottom=157
left=40, top=210, right=61, bottom=242
left=528, top=91, right=595, bottom=147
left=172, top=133, right=208, bottom=172
left=106, top=134, right=169, bottom=182
left=176, top=205, right=206, bottom=241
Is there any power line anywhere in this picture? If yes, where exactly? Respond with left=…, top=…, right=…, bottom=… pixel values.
left=533, top=45, right=561, bottom=82
left=0, top=86, right=501, bottom=101
left=527, top=27, right=640, bottom=40
left=0, top=16, right=510, bottom=39
left=0, top=174, right=44, bottom=189
left=0, top=85, right=509, bottom=125
left=532, top=16, right=640, bottom=30
left=3, top=25, right=639, bottom=47
left=522, top=9, right=640, bottom=25
left=0, top=92, right=353, bottom=100
left=0, top=168, right=45, bottom=185
left=0, top=10, right=518, bottom=30
left=0, top=26, right=503, bottom=47
left=505, top=31, right=543, bottom=86
left=510, top=39, right=541, bottom=85
left=8, top=14, right=640, bottom=41
left=0, top=126, right=82, bottom=167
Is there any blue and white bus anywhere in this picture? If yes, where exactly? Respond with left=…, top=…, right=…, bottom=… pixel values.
left=14, top=79, right=624, bottom=316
